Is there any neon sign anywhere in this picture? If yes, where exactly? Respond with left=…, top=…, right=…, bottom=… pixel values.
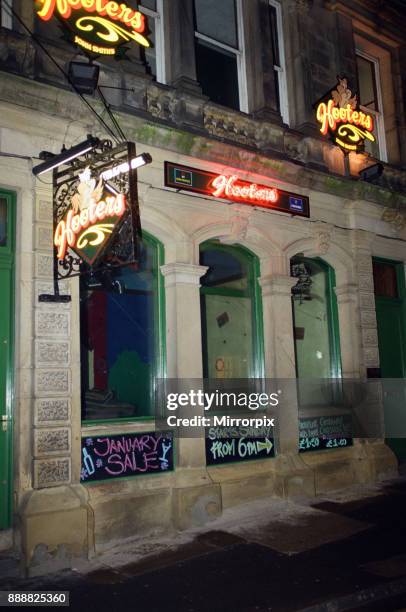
left=164, top=162, right=310, bottom=218
left=211, top=175, right=279, bottom=204
left=54, top=168, right=126, bottom=264
left=36, top=0, right=150, bottom=56
left=316, top=78, right=375, bottom=153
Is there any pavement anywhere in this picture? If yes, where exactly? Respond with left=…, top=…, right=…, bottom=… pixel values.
left=1, top=477, right=406, bottom=611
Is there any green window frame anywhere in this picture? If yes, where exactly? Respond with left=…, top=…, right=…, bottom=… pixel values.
left=200, top=240, right=264, bottom=379
left=81, top=231, right=166, bottom=426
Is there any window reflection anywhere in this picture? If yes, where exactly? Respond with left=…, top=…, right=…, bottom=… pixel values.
left=0, top=199, right=7, bottom=247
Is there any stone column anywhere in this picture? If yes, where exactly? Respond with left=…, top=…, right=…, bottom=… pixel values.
left=259, top=274, right=298, bottom=454
left=334, top=283, right=361, bottom=379
left=166, top=0, right=202, bottom=95
left=161, top=262, right=222, bottom=528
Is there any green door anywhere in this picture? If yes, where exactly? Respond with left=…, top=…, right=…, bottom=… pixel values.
left=0, top=190, right=15, bottom=530
left=373, top=258, right=406, bottom=461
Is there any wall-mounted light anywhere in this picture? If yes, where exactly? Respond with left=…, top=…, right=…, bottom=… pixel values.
left=359, top=163, right=384, bottom=183
left=100, top=153, right=152, bottom=181
left=32, top=135, right=100, bottom=176
left=69, top=61, right=100, bottom=95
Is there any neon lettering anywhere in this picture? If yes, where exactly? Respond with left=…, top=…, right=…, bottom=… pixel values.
left=211, top=175, right=279, bottom=204
left=54, top=193, right=126, bottom=259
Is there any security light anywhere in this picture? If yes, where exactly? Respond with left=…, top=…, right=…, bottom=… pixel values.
left=359, top=163, right=384, bottom=183
left=100, top=153, right=152, bottom=181
left=32, top=135, right=100, bottom=176
left=68, top=61, right=100, bottom=95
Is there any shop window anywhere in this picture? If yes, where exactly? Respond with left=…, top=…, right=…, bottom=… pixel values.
left=139, top=0, right=166, bottom=83
left=193, top=0, right=248, bottom=112
left=268, top=0, right=289, bottom=124
left=80, top=233, right=165, bottom=422
left=200, top=242, right=263, bottom=378
left=291, top=257, right=342, bottom=406
left=356, top=50, right=387, bottom=162
left=0, top=0, right=12, bottom=29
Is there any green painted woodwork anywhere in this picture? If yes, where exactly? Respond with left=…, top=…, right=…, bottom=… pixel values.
left=0, top=190, right=15, bottom=530
left=373, top=257, right=406, bottom=461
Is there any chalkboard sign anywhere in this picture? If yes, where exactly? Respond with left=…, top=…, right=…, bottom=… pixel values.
left=81, top=431, right=174, bottom=482
left=205, top=426, right=275, bottom=466
left=299, top=414, right=353, bottom=453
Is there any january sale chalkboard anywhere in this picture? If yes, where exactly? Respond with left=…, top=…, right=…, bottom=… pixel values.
left=299, top=414, right=353, bottom=453
left=205, top=425, right=275, bottom=466
left=81, top=431, right=174, bottom=482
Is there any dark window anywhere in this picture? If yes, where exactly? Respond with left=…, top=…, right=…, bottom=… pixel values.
left=0, top=198, right=7, bottom=247
left=80, top=236, right=164, bottom=422
left=373, top=261, right=398, bottom=298
left=195, top=39, right=240, bottom=110
left=356, top=55, right=379, bottom=111
left=269, top=4, right=281, bottom=113
left=193, top=0, right=241, bottom=111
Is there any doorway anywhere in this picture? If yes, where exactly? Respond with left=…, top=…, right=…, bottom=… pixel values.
left=373, top=258, right=406, bottom=461
left=0, top=190, right=15, bottom=530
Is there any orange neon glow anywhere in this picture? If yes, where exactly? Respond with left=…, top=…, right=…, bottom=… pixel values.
left=316, top=99, right=374, bottom=136
left=211, top=175, right=279, bottom=204
left=37, top=0, right=145, bottom=31
left=54, top=194, right=126, bottom=260
left=37, top=0, right=149, bottom=48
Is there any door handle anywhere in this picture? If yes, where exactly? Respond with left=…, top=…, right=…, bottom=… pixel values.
left=1, top=415, right=9, bottom=432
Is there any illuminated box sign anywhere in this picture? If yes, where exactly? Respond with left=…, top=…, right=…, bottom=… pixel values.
left=299, top=414, right=353, bottom=453
left=315, top=78, right=375, bottom=154
left=54, top=167, right=126, bottom=266
left=36, top=0, right=150, bottom=56
left=205, top=426, right=275, bottom=466
left=165, top=162, right=310, bottom=218
left=81, top=431, right=174, bottom=482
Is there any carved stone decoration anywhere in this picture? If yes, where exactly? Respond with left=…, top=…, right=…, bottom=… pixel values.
left=35, top=254, right=54, bottom=279
left=35, top=312, right=70, bottom=337
left=358, top=274, right=374, bottom=292
left=35, top=281, right=71, bottom=307
left=35, top=369, right=70, bottom=396
left=34, top=458, right=71, bottom=488
left=36, top=225, right=54, bottom=251
left=34, top=428, right=71, bottom=456
left=363, top=347, right=380, bottom=368
left=288, top=0, right=312, bottom=14
left=204, top=106, right=257, bottom=147
left=35, top=341, right=70, bottom=366
left=219, top=205, right=252, bottom=245
left=36, top=200, right=53, bottom=223
left=359, top=292, right=375, bottom=311
left=362, top=328, right=378, bottom=347
left=313, top=222, right=333, bottom=255
left=382, top=207, right=406, bottom=232
left=35, top=399, right=70, bottom=425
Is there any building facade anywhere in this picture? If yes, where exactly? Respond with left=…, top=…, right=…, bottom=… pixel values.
left=0, top=0, right=406, bottom=573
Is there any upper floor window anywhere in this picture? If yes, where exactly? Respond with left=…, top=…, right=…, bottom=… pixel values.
left=193, top=0, right=248, bottom=112
left=139, top=0, right=166, bottom=83
left=356, top=50, right=387, bottom=162
left=0, top=0, right=12, bottom=29
left=268, top=0, right=289, bottom=124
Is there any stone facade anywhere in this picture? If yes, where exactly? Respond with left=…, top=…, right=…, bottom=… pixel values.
left=0, top=0, right=404, bottom=574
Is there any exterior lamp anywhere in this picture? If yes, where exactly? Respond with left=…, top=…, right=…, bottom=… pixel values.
left=359, top=163, right=384, bottom=183
left=68, top=61, right=100, bottom=95
left=100, top=153, right=152, bottom=181
left=32, top=135, right=100, bottom=176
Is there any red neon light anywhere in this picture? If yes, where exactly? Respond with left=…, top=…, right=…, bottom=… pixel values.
left=211, top=175, right=278, bottom=205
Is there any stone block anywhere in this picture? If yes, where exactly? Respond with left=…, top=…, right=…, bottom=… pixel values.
left=35, top=311, right=70, bottom=338
left=33, top=457, right=71, bottom=488
left=34, top=427, right=71, bottom=457
left=172, top=484, right=222, bottom=530
left=34, top=398, right=70, bottom=426
left=35, top=369, right=70, bottom=396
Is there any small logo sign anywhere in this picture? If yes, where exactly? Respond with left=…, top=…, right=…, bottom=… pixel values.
left=289, top=196, right=304, bottom=212
left=174, top=169, right=193, bottom=187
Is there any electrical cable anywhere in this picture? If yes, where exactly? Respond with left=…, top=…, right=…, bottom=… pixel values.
left=2, top=0, right=121, bottom=144
left=97, top=86, right=127, bottom=143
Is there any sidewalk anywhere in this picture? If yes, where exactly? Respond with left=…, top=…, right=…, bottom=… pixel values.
left=2, top=477, right=406, bottom=611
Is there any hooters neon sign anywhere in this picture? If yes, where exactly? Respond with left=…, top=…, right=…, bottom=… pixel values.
left=211, top=175, right=279, bottom=205
left=316, top=78, right=375, bottom=153
left=54, top=168, right=126, bottom=264
left=36, top=0, right=150, bottom=55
